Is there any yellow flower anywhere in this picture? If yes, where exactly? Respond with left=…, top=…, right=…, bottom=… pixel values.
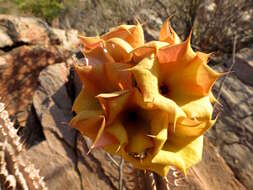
left=70, top=20, right=222, bottom=176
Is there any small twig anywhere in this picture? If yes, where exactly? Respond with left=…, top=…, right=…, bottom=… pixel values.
left=105, top=153, right=120, bottom=167
left=119, top=158, right=124, bottom=190
left=215, top=35, right=237, bottom=110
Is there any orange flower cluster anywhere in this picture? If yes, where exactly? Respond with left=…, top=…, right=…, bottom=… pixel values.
left=70, top=20, right=222, bottom=176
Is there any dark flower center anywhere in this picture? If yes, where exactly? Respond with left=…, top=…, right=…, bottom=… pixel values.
left=159, top=84, right=169, bottom=95
left=122, top=109, right=139, bottom=124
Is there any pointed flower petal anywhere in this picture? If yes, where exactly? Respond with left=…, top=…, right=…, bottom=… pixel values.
left=159, top=19, right=181, bottom=45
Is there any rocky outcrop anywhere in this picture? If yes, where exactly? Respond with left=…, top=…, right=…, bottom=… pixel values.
left=0, top=14, right=79, bottom=128
left=207, top=48, right=253, bottom=189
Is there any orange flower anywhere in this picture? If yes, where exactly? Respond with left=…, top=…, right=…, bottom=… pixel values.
left=79, top=23, right=144, bottom=62
left=70, top=20, right=222, bottom=176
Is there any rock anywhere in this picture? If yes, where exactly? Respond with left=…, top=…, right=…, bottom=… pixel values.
left=207, top=53, right=253, bottom=189
left=0, top=28, right=13, bottom=48
left=0, top=14, right=80, bottom=127
left=233, top=48, right=253, bottom=86
left=33, top=63, right=76, bottom=148
left=185, top=138, right=246, bottom=190
left=51, top=28, right=80, bottom=51
left=0, top=14, right=56, bottom=46
left=0, top=45, right=69, bottom=126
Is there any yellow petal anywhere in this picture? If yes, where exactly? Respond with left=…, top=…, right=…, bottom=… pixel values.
left=96, top=90, right=130, bottom=124
left=159, top=19, right=181, bottom=45
left=175, top=118, right=215, bottom=137
left=106, top=120, right=128, bottom=145
left=129, top=54, right=159, bottom=102
left=181, top=96, right=213, bottom=120
left=69, top=110, right=104, bottom=140
left=152, top=136, right=203, bottom=173
left=167, top=117, right=215, bottom=148
left=149, top=111, right=169, bottom=152
left=72, top=87, right=100, bottom=114
left=103, top=120, right=129, bottom=153
left=126, top=132, right=153, bottom=154
left=105, top=38, right=133, bottom=62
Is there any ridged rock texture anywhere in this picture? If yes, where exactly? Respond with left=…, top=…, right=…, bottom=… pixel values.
left=0, top=102, right=47, bottom=190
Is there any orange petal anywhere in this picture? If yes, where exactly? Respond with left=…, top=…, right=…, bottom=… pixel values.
left=168, top=52, right=221, bottom=101
left=159, top=19, right=181, bottom=45
left=104, top=62, right=132, bottom=90
left=158, top=32, right=195, bottom=65
left=74, top=46, right=115, bottom=93
left=160, top=52, right=222, bottom=107
left=102, top=23, right=144, bottom=48
left=131, top=41, right=169, bottom=63
left=126, top=22, right=145, bottom=48
left=79, top=35, right=103, bottom=50
left=197, top=51, right=211, bottom=64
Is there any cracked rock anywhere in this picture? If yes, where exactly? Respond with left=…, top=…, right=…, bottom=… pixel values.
left=0, top=14, right=79, bottom=128
left=208, top=49, right=253, bottom=189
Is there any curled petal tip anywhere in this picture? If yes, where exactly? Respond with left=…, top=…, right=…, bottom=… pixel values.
left=79, top=35, right=103, bottom=50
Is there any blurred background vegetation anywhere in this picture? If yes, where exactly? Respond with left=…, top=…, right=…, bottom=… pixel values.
left=0, top=0, right=252, bottom=57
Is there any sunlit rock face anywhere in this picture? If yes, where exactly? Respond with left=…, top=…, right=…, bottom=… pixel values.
left=70, top=19, right=222, bottom=176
